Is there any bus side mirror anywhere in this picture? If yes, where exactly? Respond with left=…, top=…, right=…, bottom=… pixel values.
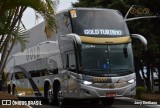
left=66, top=33, right=82, bottom=52
left=131, top=34, right=148, bottom=51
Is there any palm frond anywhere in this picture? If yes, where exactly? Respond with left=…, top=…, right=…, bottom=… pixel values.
left=10, top=22, right=29, bottom=51
left=0, top=0, right=57, bottom=38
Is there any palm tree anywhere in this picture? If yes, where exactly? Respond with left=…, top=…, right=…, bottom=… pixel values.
left=0, top=0, right=58, bottom=76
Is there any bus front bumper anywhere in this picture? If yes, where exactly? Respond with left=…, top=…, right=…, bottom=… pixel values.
left=79, top=82, right=136, bottom=99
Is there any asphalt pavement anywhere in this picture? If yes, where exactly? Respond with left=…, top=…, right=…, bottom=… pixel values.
left=30, top=97, right=160, bottom=108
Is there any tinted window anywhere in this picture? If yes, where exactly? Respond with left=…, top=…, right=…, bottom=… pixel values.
left=15, top=72, right=26, bottom=79
left=56, top=12, right=72, bottom=35
left=66, top=51, right=76, bottom=72
left=81, top=43, right=134, bottom=76
left=109, top=43, right=134, bottom=72
left=47, top=58, right=58, bottom=74
left=71, top=9, right=129, bottom=37
left=29, top=58, right=59, bottom=77
left=30, top=71, right=40, bottom=77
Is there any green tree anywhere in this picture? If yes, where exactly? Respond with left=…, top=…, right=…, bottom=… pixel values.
left=0, top=0, right=58, bottom=77
left=73, top=0, right=160, bottom=93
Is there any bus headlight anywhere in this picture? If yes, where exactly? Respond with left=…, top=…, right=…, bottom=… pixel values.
left=83, top=81, right=92, bottom=85
left=128, top=79, right=135, bottom=84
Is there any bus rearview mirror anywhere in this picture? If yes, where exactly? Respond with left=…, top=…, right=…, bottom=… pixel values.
left=131, top=34, right=148, bottom=51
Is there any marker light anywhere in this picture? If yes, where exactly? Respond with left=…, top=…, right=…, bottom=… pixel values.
left=83, top=81, right=92, bottom=85
left=128, top=79, right=135, bottom=83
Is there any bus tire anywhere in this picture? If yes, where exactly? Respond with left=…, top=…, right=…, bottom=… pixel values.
left=57, top=86, right=65, bottom=107
left=101, top=97, right=114, bottom=106
left=47, top=87, right=54, bottom=104
left=44, top=82, right=50, bottom=103
left=7, top=85, right=11, bottom=94
left=12, top=85, right=17, bottom=96
left=52, top=81, right=60, bottom=105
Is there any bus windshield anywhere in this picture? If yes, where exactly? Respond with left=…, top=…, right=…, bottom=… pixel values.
left=71, top=9, right=129, bottom=37
left=81, top=43, right=134, bottom=77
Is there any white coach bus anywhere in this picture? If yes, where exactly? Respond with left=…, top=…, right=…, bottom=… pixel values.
left=4, top=8, right=147, bottom=106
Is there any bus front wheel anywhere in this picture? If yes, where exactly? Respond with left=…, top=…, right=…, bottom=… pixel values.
left=101, top=97, right=114, bottom=106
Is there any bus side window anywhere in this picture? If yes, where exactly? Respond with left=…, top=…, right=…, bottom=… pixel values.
left=15, top=72, right=26, bottom=79
left=15, top=74, right=19, bottom=79
left=30, top=71, right=39, bottom=77
left=52, top=60, right=58, bottom=74
left=46, top=57, right=58, bottom=74
left=43, top=69, right=49, bottom=75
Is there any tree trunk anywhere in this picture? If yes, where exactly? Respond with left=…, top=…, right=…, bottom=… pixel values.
left=0, top=6, right=26, bottom=76
left=1, top=40, right=15, bottom=75
left=0, top=39, right=9, bottom=73
left=151, top=65, right=154, bottom=93
left=134, top=58, right=143, bottom=86
left=157, top=66, right=160, bottom=93
left=146, top=62, right=152, bottom=93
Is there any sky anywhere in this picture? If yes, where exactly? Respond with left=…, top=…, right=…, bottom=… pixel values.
left=22, top=0, right=78, bottom=30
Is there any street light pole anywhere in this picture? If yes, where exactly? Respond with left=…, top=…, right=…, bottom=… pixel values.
left=124, top=5, right=158, bottom=22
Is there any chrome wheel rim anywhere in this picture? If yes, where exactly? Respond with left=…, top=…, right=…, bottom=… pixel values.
left=58, top=90, right=63, bottom=106
left=47, top=89, right=53, bottom=103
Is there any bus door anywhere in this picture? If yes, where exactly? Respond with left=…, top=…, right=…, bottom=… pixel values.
left=58, top=35, right=80, bottom=95
left=66, top=50, right=78, bottom=93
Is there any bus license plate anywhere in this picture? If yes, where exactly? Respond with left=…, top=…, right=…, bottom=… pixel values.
left=106, top=92, right=116, bottom=97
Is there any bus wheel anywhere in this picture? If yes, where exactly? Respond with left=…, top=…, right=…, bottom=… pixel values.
left=57, top=87, right=64, bottom=107
left=44, top=83, right=50, bottom=103
left=12, top=86, right=17, bottom=96
left=101, top=97, right=114, bottom=106
left=47, top=88, right=53, bottom=104
left=7, top=85, right=11, bottom=94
